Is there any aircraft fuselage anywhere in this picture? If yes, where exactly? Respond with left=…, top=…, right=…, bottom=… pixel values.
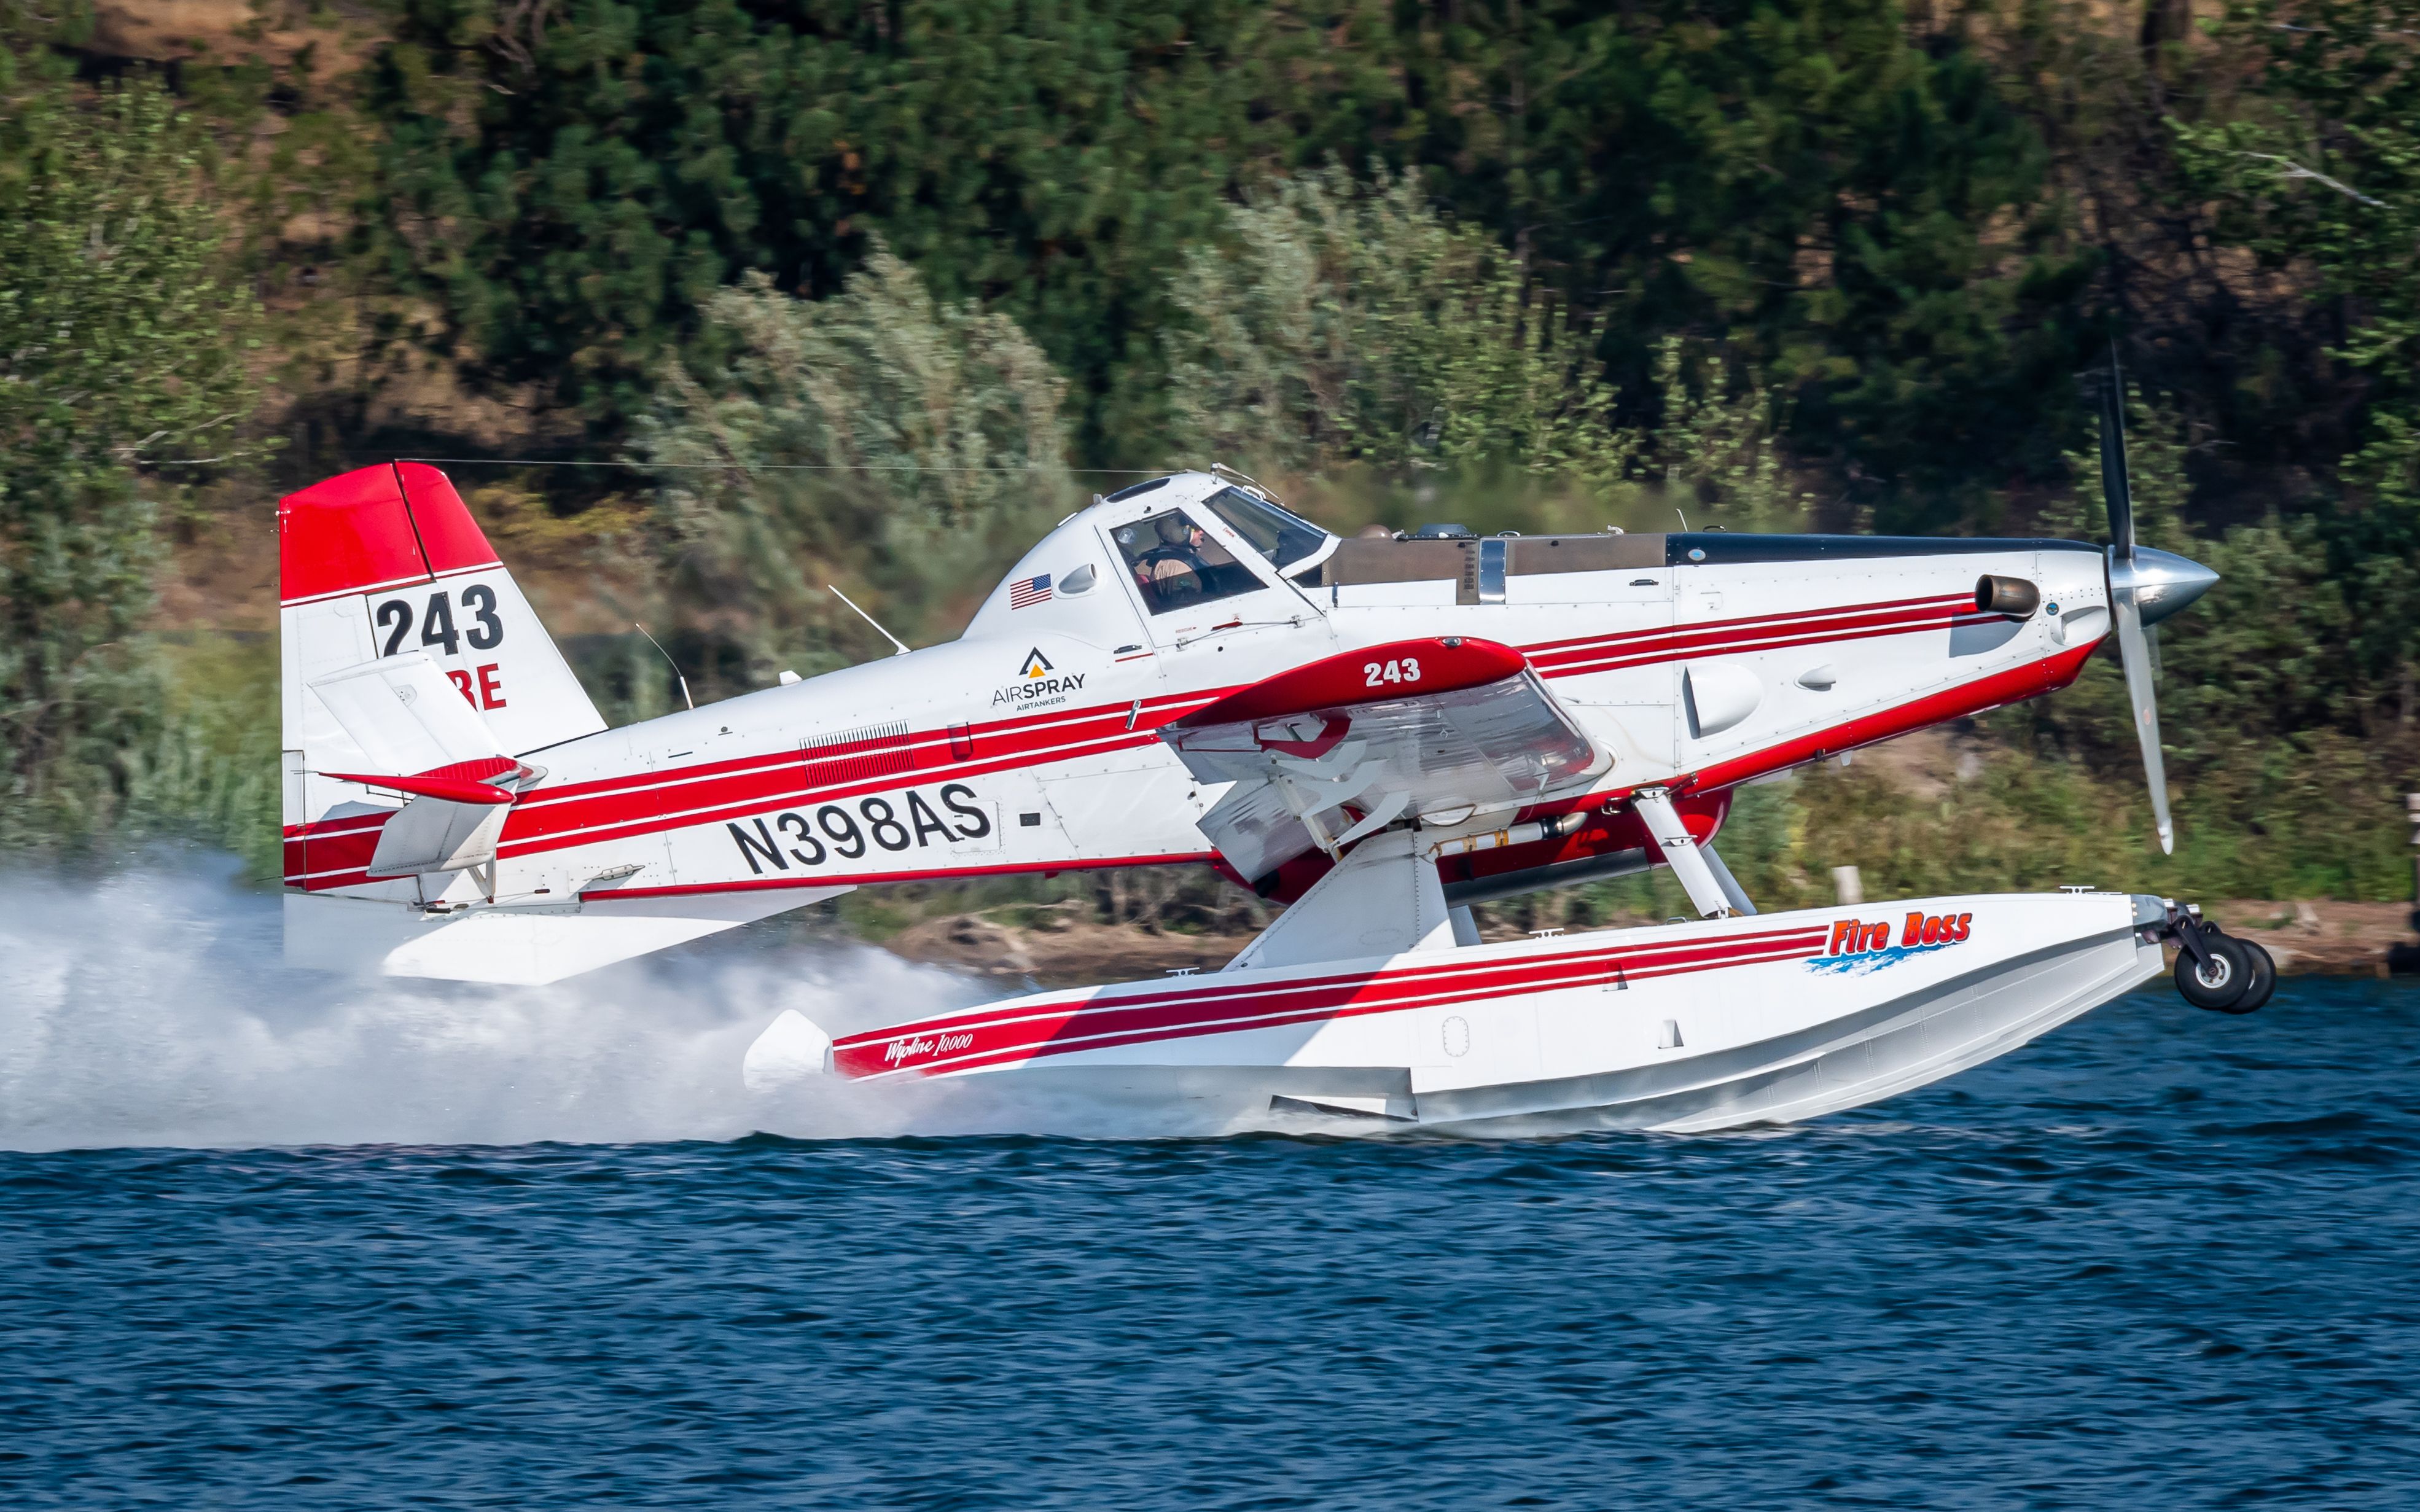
left=286, top=472, right=2125, bottom=913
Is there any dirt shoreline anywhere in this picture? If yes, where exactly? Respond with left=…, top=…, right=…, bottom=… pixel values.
left=2199, top=900, right=2419, bottom=978
left=881, top=897, right=2420, bottom=987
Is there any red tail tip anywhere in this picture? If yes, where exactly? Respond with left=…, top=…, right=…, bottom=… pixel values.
left=279, top=463, right=498, bottom=607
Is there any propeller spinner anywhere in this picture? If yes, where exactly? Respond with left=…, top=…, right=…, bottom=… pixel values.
left=2096, top=351, right=2220, bottom=854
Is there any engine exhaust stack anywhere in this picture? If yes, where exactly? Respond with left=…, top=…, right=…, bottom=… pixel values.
left=1975, top=575, right=2041, bottom=617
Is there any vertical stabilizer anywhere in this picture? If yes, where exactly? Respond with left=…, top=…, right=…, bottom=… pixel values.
left=280, top=463, right=605, bottom=894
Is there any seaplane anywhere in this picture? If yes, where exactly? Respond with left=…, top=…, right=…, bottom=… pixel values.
left=279, top=372, right=2267, bottom=1131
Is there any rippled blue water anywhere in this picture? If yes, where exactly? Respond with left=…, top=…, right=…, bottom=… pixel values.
left=6, top=971, right=2418, bottom=1509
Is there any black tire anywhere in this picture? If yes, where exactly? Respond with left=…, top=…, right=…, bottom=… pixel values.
left=2175, top=934, right=2252, bottom=1011
left=2223, top=938, right=2277, bottom=1014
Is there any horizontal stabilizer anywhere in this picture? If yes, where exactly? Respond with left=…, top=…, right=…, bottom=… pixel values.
left=320, top=768, right=515, bottom=805
left=364, top=790, right=513, bottom=880
left=309, top=653, right=505, bottom=776
left=284, top=887, right=855, bottom=986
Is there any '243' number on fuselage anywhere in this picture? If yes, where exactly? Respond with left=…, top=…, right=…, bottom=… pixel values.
left=1364, top=657, right=1421, bottom=688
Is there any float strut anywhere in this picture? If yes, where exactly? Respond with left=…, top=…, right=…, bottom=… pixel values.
left=2157, top=899, right=2220, bottom=972
left=1631, top=787, right=1735, bottom=920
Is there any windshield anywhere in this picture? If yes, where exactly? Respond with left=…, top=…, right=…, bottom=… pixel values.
left=1203, top=486, right=1330, bottom=571
left=1112, top=508, right=1268, bottom=615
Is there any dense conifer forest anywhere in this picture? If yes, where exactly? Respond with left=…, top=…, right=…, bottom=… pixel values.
left=4, top=0, right=2417, bottom=925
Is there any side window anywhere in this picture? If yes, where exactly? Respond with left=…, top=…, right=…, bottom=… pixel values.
left=1112, top=509, right=1268, bottom=616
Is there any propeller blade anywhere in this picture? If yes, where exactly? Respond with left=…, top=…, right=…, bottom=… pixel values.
left=2099, top=343, right=2167, bottom=849
left=2097, top=348, right=2134, bottom=562
left=2111, top=575, right=2173, bottom=854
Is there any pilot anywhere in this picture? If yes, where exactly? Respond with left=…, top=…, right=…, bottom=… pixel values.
left=1133, top=514, right=1208, bottom=607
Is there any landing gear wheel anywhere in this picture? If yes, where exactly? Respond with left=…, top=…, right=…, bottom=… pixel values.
left=2223, top=938, right=2276, bottom=1015
left=2175, top=933, right=2252, bottom=1012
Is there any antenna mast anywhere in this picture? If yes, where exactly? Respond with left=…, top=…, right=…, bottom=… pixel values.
left=828, top=584, right=911, bottom=658
left=631, top=623, right=694, bottom=711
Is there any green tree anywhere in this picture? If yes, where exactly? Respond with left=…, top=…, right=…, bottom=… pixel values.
left=367, top=0, right=1401, bottom=451
left=1645, top=336, right=1811, bottom=532
left=1377, top=0, right=2087, bottom=525
left=2175, top=0, right=2420, bottom=435
left=2174, top=0, right=2420, bottom=752
left=630, top=246, right=1071, bottom=679
left=1163, top=163, right=1636, bottom=482
left=0, top=73, right=267, bottom=842
left=361, top=0, right=2098, bottom=513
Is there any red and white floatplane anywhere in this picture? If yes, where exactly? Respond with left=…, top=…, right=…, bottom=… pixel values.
left=269, top=351, right=2265, bottom=1131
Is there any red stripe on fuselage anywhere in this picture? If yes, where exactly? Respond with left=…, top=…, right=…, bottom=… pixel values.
left=586, top=851, right=1220, bottom=901
left=295, top=587, right=2045, bottom=894
left=518, top=690, right=1218, bottom=811
left=1539, top=613, right=2003, bottom=684
left=1528, top=594, right=1981, bottom=677
left=281, top=820, right=389, bottom=889
left=499, top=727, right=1173, bottom=862
left=1524, top=590, right=1973, bottom=661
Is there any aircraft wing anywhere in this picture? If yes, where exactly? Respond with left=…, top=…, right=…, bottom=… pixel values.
left=1162, top=637, right=1607, bottom=881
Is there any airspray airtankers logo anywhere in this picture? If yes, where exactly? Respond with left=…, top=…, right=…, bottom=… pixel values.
left=993, top=647, right=1086, bottom=709
left=1808, top=910, right=1974, bottom=975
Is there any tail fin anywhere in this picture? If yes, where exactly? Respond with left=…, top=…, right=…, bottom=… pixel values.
left=280, top=463, right=605, bottom=890
left=276, top=463, right=850, bottom=985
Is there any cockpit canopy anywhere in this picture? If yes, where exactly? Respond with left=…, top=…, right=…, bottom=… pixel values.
left=967, top=472, right=1338, bottom=637
left=1107, top=484, right=1331, bottom=616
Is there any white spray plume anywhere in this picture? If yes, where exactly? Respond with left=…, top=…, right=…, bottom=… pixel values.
left=0, top=855, right=1253, bottom=1152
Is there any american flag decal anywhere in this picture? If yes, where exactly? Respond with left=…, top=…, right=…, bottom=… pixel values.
left=1008, top=574, right=1053, bottom=610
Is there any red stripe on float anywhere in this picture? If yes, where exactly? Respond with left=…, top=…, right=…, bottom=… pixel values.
left=833, top=925, right=1833, bottom=1078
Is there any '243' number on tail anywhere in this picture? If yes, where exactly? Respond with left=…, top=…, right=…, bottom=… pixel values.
left=375, top=586, right=504, bottom=658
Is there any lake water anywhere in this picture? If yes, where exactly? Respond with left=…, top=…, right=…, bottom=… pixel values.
left=4, top=862, right=2416, bottom=1507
